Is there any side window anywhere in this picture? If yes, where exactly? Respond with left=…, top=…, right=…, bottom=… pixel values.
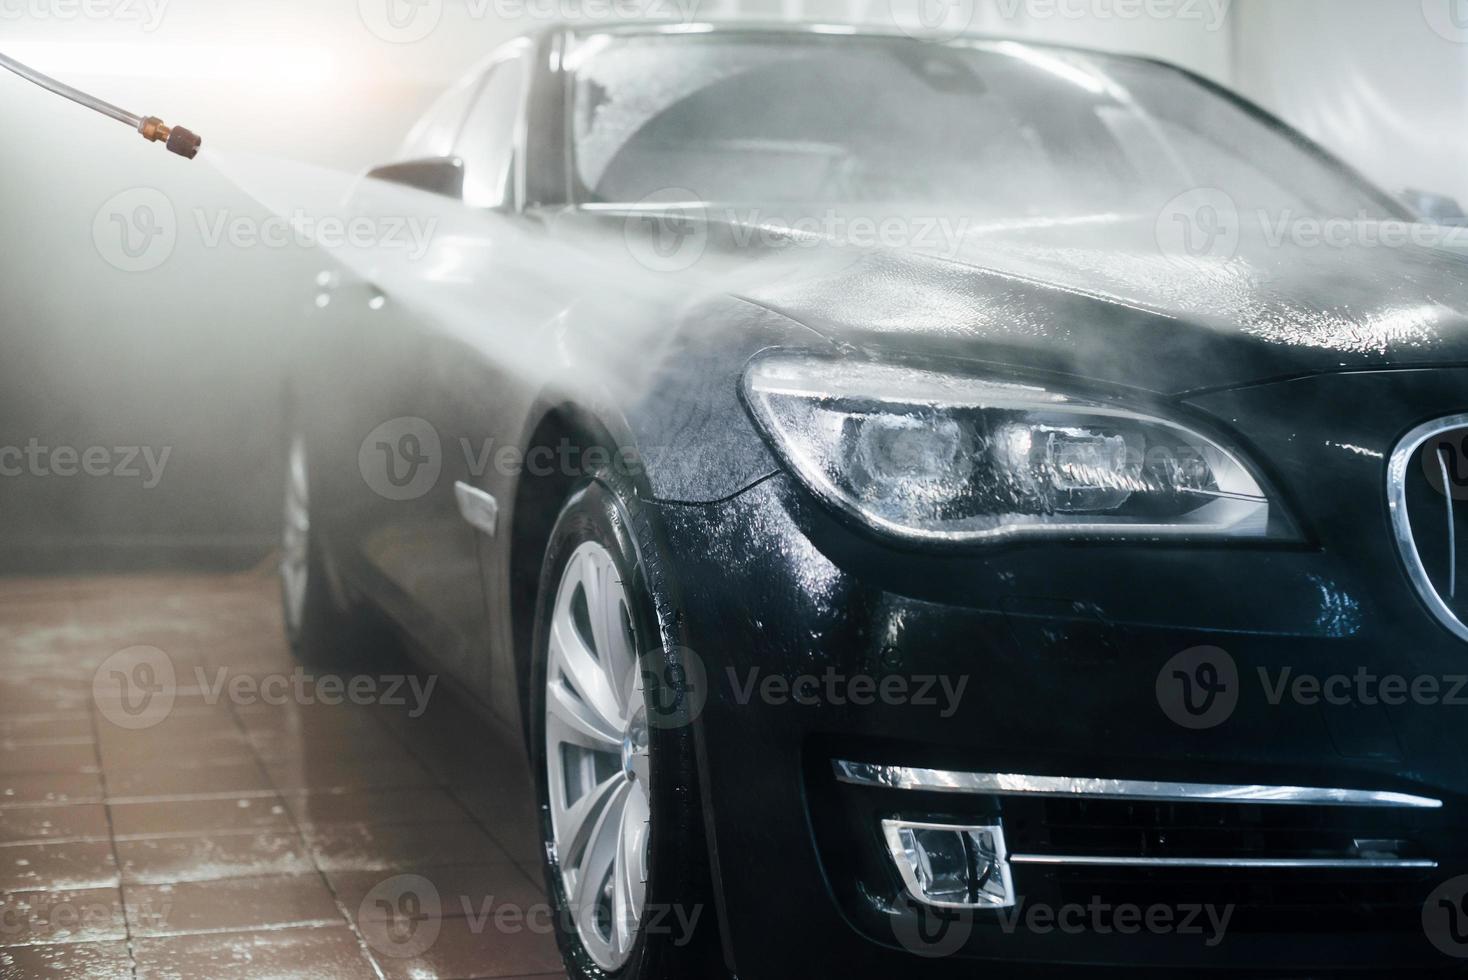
left=457, top=56, right=527, bottom=209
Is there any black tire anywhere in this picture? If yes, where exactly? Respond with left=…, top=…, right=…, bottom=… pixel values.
left=529, top=471, right=721, bottom=980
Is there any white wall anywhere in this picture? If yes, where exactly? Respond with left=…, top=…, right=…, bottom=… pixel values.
left=1231, top=0, right=1468, bottom=205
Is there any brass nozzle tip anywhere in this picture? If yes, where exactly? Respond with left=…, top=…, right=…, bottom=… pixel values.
left=137, top=116, right=202, bottom=160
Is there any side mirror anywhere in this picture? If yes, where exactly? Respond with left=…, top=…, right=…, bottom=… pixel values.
left=366, top=157, right=465, bottom=199
left=1403, top=188, right=1468, bottom=226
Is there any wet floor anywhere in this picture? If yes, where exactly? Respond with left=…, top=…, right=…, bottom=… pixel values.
left=0, top=570, right=567, bottom=979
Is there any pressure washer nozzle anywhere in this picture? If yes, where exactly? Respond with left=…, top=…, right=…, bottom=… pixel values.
left=138, top=116, right=202, bottom=160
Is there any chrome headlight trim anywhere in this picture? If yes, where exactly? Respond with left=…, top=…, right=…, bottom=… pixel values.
left=741, top=353, right=1285, bottom=545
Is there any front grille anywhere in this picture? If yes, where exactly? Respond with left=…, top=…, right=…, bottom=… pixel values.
left=1388, top=415, right=1468, bottom=642
left=824, top=761, right=1449, bottom=945
left=1000, top=796, right=1436, bottom=935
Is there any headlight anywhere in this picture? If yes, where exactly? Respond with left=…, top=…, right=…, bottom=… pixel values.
left=741, top=354, right=1290, bottom=544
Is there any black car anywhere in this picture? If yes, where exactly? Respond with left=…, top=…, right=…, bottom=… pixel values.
left=284, top=21, right=1468, bottom=977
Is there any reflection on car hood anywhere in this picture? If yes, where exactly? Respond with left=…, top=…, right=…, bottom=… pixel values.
left=739, top=214, right=1468, bottom=395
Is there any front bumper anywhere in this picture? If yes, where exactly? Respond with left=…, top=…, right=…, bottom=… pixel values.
left=648, top=368, right=1468, bottom=976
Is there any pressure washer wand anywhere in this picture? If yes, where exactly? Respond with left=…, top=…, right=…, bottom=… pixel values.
left=0, top=50, right=201, bottom=159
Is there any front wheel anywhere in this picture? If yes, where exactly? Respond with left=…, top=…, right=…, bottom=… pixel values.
left=529, top=474, right=719, bottom=979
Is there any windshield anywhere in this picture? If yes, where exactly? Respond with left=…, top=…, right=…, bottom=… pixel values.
left=568, top=32, right=1394, bottom=222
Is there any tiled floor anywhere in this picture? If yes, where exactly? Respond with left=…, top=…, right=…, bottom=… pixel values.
left=0, top=570, right=566, bottom=980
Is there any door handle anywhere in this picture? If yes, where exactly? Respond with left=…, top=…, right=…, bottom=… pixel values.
left=455, top=481, right=499, bottom=537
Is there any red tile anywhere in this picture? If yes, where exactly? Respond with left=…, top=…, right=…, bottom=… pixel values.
left=304, top=821, right=514, bottom=873
left=0, top=803, right=110, bottom=845
left=329, top=863, right=544, bottom=923
left=0, top=886, right=126, bottom=944
left=367, top=913, right=566, bottom=979
left=263, top=755, right=437, bottom=794
left=283, top=787, right=469, bottom=829
left=0, top=742, right=99, bottom=775
left=105, top=762, right=275, bottom=802
left=0, top=840, right=118, bottom=892
left=133, top=925, right=375, bottom=979
left=110, top=796, right=291, bottom=839
left=123, top=874, right=342, bottom=937
left=0, top=772, right=103, bottom=807
left=0, top=714, right=95, bottom=741
left=97, top=731, right=255, bottom=772
left=0, top=939, right=133, bottom=978
left=116, top=832, right=313, bottom=885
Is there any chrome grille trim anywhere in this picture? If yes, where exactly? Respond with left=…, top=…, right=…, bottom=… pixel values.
left=1388, top=414, right=1468, bottom=643
left=832, top=761, right=1443, bottom=809
left=1008, top=854, right=1438, bottom=869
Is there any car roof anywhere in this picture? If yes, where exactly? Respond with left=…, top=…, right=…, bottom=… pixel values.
left=537, top=19, right=1162, bottom=67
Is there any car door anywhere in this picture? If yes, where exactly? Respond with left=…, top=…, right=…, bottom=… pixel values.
left=310, top=69, right=484, bottom=672
left=416, top=42, right=538, bottom=710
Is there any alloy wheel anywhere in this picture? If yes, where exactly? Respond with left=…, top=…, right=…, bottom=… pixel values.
left=544, top=540, right=651, bottom=972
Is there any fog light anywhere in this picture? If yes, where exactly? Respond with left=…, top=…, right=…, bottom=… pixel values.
left=882, top=819, right=1015, bottom=910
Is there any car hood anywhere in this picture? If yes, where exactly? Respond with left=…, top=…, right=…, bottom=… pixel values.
left=737, top=214, right=1468, bottom=395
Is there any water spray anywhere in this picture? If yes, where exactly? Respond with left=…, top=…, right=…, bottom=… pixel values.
left=0, top=51, right=202, bottom=160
